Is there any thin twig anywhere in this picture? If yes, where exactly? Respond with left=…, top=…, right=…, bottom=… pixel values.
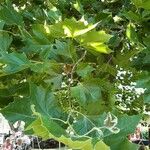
left=0, top=30, right=20, bottom=36
left=67, top=50, right=87, bottom=108
left=70, top=51, right=87, bottom=83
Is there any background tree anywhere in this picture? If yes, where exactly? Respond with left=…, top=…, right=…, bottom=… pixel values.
left=0, top=0, right=149, bottom=149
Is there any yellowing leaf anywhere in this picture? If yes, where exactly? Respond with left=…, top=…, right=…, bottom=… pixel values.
left=73, top=23, right=99, bottom=37
left=62, top=18, right=99, bottom=38
left=44, top=18, right=99, bottom=38
left=79, top=30, right=112, bottom=43
left=94, top=141, right=110, bottom=150
left=77, top=30, right=112, bottom=54
left=86, top=42, right=112, bottom=54
left=26, top=114, right=110, bottom=150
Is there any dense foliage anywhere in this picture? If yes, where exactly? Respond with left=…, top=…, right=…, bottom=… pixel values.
left=0, top=0, right=150, bottom=149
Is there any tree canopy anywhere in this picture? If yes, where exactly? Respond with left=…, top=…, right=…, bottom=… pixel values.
left=0, top=0, right=150, bottom=149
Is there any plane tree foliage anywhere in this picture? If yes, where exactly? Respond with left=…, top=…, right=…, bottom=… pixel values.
left=0, top=0, right=150, bottom=149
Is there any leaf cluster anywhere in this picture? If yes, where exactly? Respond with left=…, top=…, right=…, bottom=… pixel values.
left=0, top=0, right=149, bottom=149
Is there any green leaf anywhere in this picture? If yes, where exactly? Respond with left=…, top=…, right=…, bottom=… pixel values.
left=32, top=24, right=53, bottom=44
left=71, top=82, right=102, bottom=105
left=143, top=35, right=150, bottom=48
left=71, top=78, right=115, bottom=115
left=85, top=95, right=114, bottom=115
left=123, top=11, right=141, bottom=22
left=26, top=110, right=67, bottom=138
left=72, top=116, right=94, bottom=136
left=44, top=74, right=63, bottom=90
left=1, top=84, right=66, bottom=125
left=0, top=96, right=14, bottom=108
left=46, top=23, right=65, bottom=38
left=30, top=61, right=62, bottom=75
left=0, top=20, right=5, bottom=29
left=117, top=139, right=139, bottom=150
left=20, top=24, right=52, bottom=58
left=97, top=63, right=117, bottom=77
left=0, top=1, right=148, bottom=149
left=0, top=97, right=35, bottom=125
left=114, top=49, right=140, bottom=68
left=26, top=114, right=110, bottom=150
left=144, top=93, right=150, bottom=103
left=104, top=115, right=141, bottom=150
left=136, top=71, right=150, bottom=103
left=22, top=25, right=73, bottom=59
left=108, top=138, right=139, bottom=150
left=0, top=52, right=31, bottom=74
left=126, top=23, right=138, bottom=44
left=131, top=0, right=150, bottom=10
left=76, top=63, right=95, bottom=78
left=0, top=5, right=24, bottom=26
left=49, top=40, right=77, bottom=62
left=0, top=82, right=29, bottom=98
left=28, top=84, right=65, bottom=119
left=22, top=42, right=52, bottom=60
left=0, top=32, right=12, bottom=55
left=47, top=7, right=62, bottom=23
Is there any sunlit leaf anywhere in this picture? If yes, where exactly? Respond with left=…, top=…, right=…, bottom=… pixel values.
left=73, top=0, right=84, bottom=14
left=126, top=23, right=138, bottom=44
left=62, top=18, right=99, bottom=38
left=86, top=42, right=112, bottom=54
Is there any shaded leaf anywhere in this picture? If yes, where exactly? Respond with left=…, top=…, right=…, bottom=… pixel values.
left=1, top=97, right=35, bottom=125
left=0, top=52, right=31, bottom=74
left=47, top=7, right=62, bottom=23
left=71, top=82, right=102, bottom=105
left=131, top=0, right=150, bottom=10
left=72, top=116, right=94, bottom=136
left=0, top=5, right=24, bottom=26
left=76, top=63, right=95, bottom=78
left=1, top=84, right=66, bottom=126
left=0, top=32, right=12, bottom=55
left=49, top=40, right=77, bottom=62
left=0, top=20, right=5, bottom=29
left=104, top=115, right=141, bottom=150
left=26, top=114, right=110, bottom=150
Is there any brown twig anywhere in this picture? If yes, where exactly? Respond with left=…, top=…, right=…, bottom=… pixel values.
left=67, top=50, right=87, bottom=108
